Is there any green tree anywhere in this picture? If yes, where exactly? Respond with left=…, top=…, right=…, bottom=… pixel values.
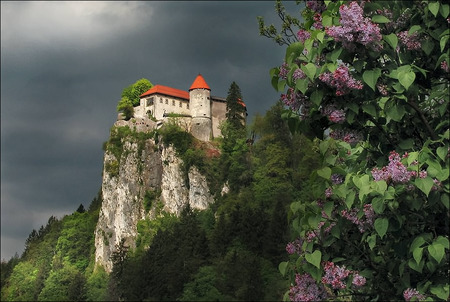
left=1, top=261, right=37, bottom=301
left=38, top=264, right=85, bottom=301
left=121, top=78, right=153, bottom=107
left=116, top=96, right=134, bottom=120
left=225, top=81, right=247, bottom=130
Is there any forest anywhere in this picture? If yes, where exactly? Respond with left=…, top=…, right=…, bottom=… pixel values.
left=2, top=0, right=449, bottom=301
left=1, top=93, right=320, bottom=301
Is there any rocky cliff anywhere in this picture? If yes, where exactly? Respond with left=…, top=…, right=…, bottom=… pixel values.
left=94, top=118, right=214, bottom=272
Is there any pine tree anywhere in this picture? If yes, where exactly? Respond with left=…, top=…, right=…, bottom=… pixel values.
left=225, top=82, right=246, bottom=131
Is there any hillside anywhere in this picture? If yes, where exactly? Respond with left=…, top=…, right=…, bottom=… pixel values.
left=1, top=100, right=320, bottom=301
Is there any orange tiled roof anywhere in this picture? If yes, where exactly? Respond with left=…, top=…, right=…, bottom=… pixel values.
left=189, top=74, right=210, bottom=91
left=140, top=85, right=189, bottom=100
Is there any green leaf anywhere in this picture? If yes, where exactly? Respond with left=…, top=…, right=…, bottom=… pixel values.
left=408, top=258, right=424, bottom=273
left=414, top=177, right=434, bottom=196
left=328, top=48, right=342, bottom=62
left=435, top=236, right=449, bottom=249
left=410, top=236, right=426, bottom=252
left=279, top=261, right=289, bottom=276
left=310, top=90, right=323, bottom=106
left=374, top=180, right=387, bottom=195
left=408, top=25, right=421, bottom=35
left=296, top=78, right=309, bottom=94
left=367, top=234, right=377, bottom=250
left=345, top=190, right=355, bottom=209
left=398, top=71, right=416, bottom=90
left=428, top=243, right=445, bottom=263
left=399, top=138, right=414, bottom=150
left=441, top=193, right=449, bottom=209
left=383, top=33, right=398, bottom=50
left=440, top=4, right=450, bottom=18
left=317, top=167, right=332, bottom=180
left=374, top=217, right=388, bottom=239
left=440, top=35, right=449, bottom=52
left=362, top=103, right=377, bottom=117
left=372, top=197, right=385, bottom=214
left=430, top=285, right=449, bottom=301
left=372, top=15, right=391, bottom=23
left=301, top=63, right=317, bottom=81
left=421, top=40, right=434, bottom=56
left=363, top=69, right=381, bottom=91
left=285, top=42, right=304, bottom=63
left=413, top=247, right=424, bottom=264
left=277, top=79, right=286, bottom=92
left=316, top=32, right=325, bottom=43
left=305, top=250, right=322, bottom=269
left=428, top=2, right=440, bottom=17
left=437, top=146, right=448, bottom=161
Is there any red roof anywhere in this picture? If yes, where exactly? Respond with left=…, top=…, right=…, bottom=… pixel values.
left=140, top=85, right=189, bottom=100
left=189, top=74, right=210, bottom=91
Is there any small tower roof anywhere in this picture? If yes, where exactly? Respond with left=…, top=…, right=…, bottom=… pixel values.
left=189, top=74, right=210, bottom=91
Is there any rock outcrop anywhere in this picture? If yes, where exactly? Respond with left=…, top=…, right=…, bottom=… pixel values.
left=94, top=119, right=214, bottom=272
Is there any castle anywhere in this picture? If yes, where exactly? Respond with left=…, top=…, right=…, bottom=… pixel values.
left=132, top=74, right=246, bottom=141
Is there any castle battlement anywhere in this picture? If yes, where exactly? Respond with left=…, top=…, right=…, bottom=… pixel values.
left=133, top=74, right=245, bottom=141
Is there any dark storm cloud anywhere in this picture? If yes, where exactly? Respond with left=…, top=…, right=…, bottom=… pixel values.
left=1, top=1, right=297, bottom=260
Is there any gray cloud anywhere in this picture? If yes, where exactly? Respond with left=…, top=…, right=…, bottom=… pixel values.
left=1, top=1, right=296, bottom=260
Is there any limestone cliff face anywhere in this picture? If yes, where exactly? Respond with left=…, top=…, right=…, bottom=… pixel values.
left=94, top=120, right=214, bottom=272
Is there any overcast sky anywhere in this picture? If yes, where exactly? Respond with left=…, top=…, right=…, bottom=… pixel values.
left=1, top=1, right=300, bottom=260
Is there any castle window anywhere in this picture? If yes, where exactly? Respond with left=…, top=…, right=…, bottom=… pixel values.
left=187, top=103, right=189, bottom=109
left=165, top=99, right=168, bottom=104
left=172, top=100, right=175, bottom=106
left=179, top=102, right=182, bottom=107
left=159, top=98, right=162, bottom=103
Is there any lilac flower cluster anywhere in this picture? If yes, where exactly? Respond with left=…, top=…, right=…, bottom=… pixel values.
left=326, top=2, right=383, bottom=51
left=306, top=1, right=326, bottom=14
left=341, top=204, right=375, bottom=233
left=322, top=104, right=346, bottom=123
left=297, top=29, right=311, bottom=43
left=403, top=288, right=427, bottom=301
left=371, top=151, right=414, bottom=183
left=329, top=129, right=363, bottom=144
left=289, top=273, right=329, bottom=302
left=281, top=88, right=311, bottom=119
left=319, top=65, right=363, bottom=96
left=321, top=261, right=366, bottom=290
left=377, top=84, right=388, bottom=96
left=312, top=13, right=323, bottom=30
left=293, top=68, right=306, bottom=81
left=397, top=31, right=421, bottom=51
left=331, top=173, right=344, bottom=185
left=286, top=238, right=303, bottom=255
left=441, top=61, right=449, bottom=73
left=306, top=220, right=336, bottom=242
left=279, top=62, right=289, bottom=80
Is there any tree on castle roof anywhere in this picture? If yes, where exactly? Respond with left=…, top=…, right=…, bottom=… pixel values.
left=121, top=78, right=153, bottom=107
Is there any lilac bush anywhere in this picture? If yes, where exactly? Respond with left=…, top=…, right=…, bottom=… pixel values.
left=260, top=0, right=449, bottom=301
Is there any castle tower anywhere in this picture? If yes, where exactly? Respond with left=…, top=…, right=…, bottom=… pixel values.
left=189, top=74, right=212, bottom=141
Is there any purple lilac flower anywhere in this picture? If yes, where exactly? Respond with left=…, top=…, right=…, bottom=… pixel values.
left=329, top=129, right=363, bottom=144
left=352, top=273, right=366, bottom=287
left=372, top=151, right=415, bottom=183
left=286, top=238, right=303, bottom=255
left=297, top=30, right=311, bottom=43
left=329, top=110, right=346, bottom=123
left=279, top=62, right=289, bottom=80
left=377, top=84, right=388, bottom=96
left=321, top=261, right=351, bottom=289
left=293, top=68, right=306, bottom=81
left=331, top=174, right=344, bottom=185
left=397, top=31, right=421, bottom=51
left=289, top=273, right=328, bottom=302
left=326, top=2, right=382, bottom=51
left=441, top=61, right=449, bottom=73
left=280, top=88, right=310, bottom=119
left=403, top=288, right=427, bottom=301
left=306, top=1, right=326, bottom=13
left=325, top=187, right=333, bottom=198
left=319, top=65, right=363, bottom=96
left=342, top=205, right=375, bottom=233
left=313, top=13, right=323, bottom=30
